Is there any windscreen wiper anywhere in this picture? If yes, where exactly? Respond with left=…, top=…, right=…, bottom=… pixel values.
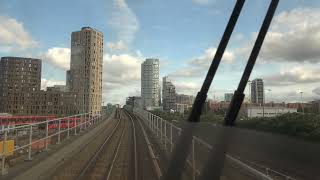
left=163, top=0, right=246, bottom=179
left=224, top=0, right=279, bottom=126
left=199, top=1, right=279, bottom=180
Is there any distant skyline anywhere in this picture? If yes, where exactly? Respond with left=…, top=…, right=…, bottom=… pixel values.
left=0, top=0, right=320, bottom=104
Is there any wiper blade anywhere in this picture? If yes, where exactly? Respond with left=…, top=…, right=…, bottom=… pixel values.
left=224, top=0, right=279, bottom=126
left=163, top=0, right=246, bottom=179
left=199, top=1, right=279, bottom=180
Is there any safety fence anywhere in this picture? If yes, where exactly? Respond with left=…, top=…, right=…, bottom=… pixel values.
left=133, top=108, right=295, bottom=180
left=0, top=112, right=103, bottom=175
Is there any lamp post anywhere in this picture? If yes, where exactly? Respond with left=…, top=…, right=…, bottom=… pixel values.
left=247, top=80, right=252, bottom=118
left=263, top=89, right=271, bottom=117
left=300, top=91, right=304, bottom=121
left=248, top=80, right=252, bottom=103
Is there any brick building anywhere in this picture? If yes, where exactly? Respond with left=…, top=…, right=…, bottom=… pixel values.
left=69, top=27, right=103, bottom=115
left=162, top=76, right=176, bottom=111
left=0, top=57, right=79, bottom=116
left=0, top=26, right=104, bottom=117
left=0, top=57, right=41, bottom=114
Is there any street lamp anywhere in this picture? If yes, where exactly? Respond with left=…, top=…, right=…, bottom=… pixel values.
left=263, top=89, right=271, bottom=117
left=102, top=101, right=105, bottom=115
left=265, top=89, right=272, bottom=103
left=248, top=80, right=252, bottom=103
left=300, top=91, right=304, bottom=120
left=246, top=80, right=252, bottom=118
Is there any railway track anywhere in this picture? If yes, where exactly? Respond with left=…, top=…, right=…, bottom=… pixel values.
left=104, top=110, right=137, bottom=180
left=50, top=109, right=122, bottom=180
left=77, top=109, right=138, bottom=180
left=50, top=109, right=160, bottom=180
left=77, top=110, right=126, bottom=180
left=126, top=110, right=161, bottom=180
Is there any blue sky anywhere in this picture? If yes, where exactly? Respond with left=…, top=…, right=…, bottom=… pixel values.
left=0, top=0, right=320, bottom=104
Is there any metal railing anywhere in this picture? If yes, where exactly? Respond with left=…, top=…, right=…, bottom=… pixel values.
left=133, top=108, right=295, bottom=180
left=0, top=112, right=103, bottom=175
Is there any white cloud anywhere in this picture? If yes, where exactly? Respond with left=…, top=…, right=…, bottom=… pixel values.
left=40, top=49, right=143, bottom=104
left=0, top=16, right=38, bottom=51
left=41, top=78, right=65, bottom=90
left=106, top=40, right=128, bottom=51
left=232, top=8, right=320, bottom=102
left=192, top=0, right=213, bottom=5
left=108, top=0, right=139, bottom=44
left=174, top=81, right=200, bottom=95
left=169, top=68, right=202, bottom=78
left=170, top=47, right=235, bottom=78
left=190, top=47, right=234, bottom=67
left=103, top=53, right=142, bottom=84
left=43, top=47, right=70, bottom=70
left=313, top=87, right=320, bottom=96
left=103, top=53, right=143, bottom=104
left=256, top=65, right=320, bottom=102
left=263, top=89, right=317, bottom=103
left=237, top=8, right=320, bottom=63
left=264, top=66, right=320, bottom=86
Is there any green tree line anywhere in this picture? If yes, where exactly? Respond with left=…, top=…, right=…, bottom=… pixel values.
left=151, top=110, right=320, bottom=142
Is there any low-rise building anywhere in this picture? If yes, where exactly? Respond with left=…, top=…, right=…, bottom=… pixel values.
left=175, top=103, right=192, bottom=114
left=247, top=106, right=297, bottom=118
left=126, top=96, right=143, bottom=109
left=311, top=100, right=320, bottom=113
left=133, top=97, right=143, bottom=109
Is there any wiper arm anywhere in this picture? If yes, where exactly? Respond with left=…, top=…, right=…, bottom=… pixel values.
left=224, top=0, right=279, bottom=126
left=163, top=0, right=246, bottom=179
left=199, top=1, right=279, bottom=180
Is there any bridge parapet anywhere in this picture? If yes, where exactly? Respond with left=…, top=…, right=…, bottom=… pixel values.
left=133, top=108, right=295, bottom=180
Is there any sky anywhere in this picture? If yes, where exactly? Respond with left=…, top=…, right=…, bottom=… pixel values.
left=0, top=0, right=320, bottom=105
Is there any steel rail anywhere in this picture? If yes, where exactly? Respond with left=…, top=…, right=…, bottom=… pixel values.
left=123, top=109, right=138, bottom=180
left=133, top=113, right=163, bottom=179
left=105, top=118, right=126, bottom=180
left=77, top=112, right=122, bottom=179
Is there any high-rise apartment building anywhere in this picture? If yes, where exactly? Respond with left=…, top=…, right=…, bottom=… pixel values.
left=141, top=58, right=160, bottom=108
left=0, top=57, right=41, bottom=114
left=66, top=70, right=71, bottom=91
left=47, top=85, right=68, bottom=92
left=162, top=76, right=176, bottom=111
left=251, top=78, right=264, bottom=105
left=70, top=27, right=103, bottom=115
left=0, top=27, right=103, bottom=116
left=224, top=93, right=234, bottom=102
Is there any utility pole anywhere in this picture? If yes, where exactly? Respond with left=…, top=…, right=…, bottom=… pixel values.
left=263, top=89, right=271, bottom=117
left=248, top=80, right=252, bottom=103
left=300, top=91, right=304, bottom=121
